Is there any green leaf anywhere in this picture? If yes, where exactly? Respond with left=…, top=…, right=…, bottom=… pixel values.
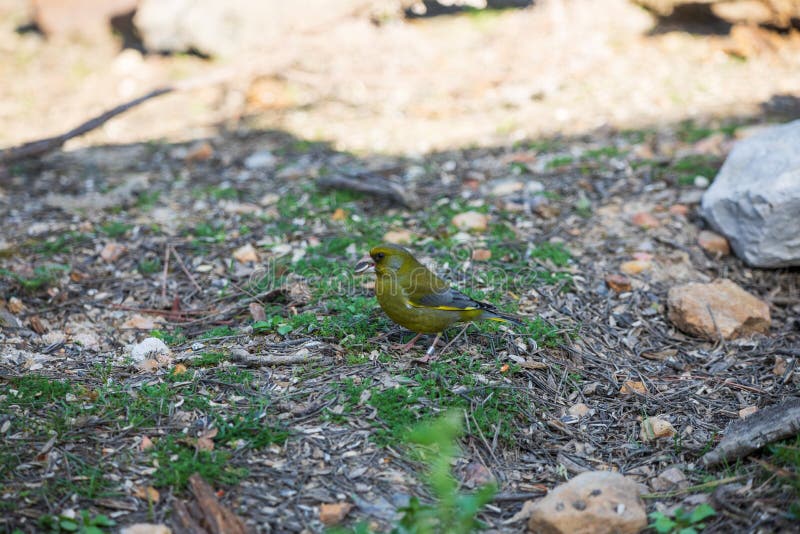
left=678, top=528, right=698, bottom=534
left=59, top=518, right=79, bottom=532
left=688, top=503, right=716, bottom=524
left=649, top=512, right=677, bottom=534
left=277, top=324, right=293, bottom=335
left=252, top=320, right=273, bottom=333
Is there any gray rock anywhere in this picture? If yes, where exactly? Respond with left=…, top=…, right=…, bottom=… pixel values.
left=701, top=120, right=800, bottom=267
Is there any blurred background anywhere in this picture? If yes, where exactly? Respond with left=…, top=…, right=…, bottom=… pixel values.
left=2, top=0, right=800, bottom=154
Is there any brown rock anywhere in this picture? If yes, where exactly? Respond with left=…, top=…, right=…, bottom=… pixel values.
left=604, top=274, right=632, bottom=293
left=650, top=467, right=688, bottom=492
left=667, top=279, right=770, bottom=340
left=527, top=471, right=647, bottom=534
left=620, top=260, right=651, bottom=275
left=697, top=230, right=730, bottom=256
left=319, top=502, right=352, bottom=526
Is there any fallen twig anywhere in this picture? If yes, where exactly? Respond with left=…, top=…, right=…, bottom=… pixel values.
left=0, top=69, right=235, bottom=165
left=702, top=397, right=800, bottom=467
left=317, top=172, right=419, bottom=208
left=171, top=473, right=251, bottom=534
left=228, top=345, right=326, bottom=366
left=641, top=475, right=748, bottom=499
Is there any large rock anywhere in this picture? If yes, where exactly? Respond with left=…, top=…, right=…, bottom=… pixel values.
left=134, top=0, right=387, bottom=57
left=701, top=119, right=800, bottom=267
left=30, top=0, right=138, bottom=38
left=527, top=471, right=647, bottom=534
left=633, top=1, right=800, bottom=28
left=667, top=279, right=770, bottom=340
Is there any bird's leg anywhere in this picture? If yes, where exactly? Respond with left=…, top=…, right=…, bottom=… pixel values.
left=416, top=332, right=443, bottom=363
left=392, top=332, right=424, bottom=352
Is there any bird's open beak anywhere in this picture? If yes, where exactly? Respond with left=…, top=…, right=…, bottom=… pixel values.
left=354, top=255, right=374, bottom=274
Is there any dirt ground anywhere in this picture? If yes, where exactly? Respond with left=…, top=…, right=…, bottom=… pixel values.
left=1, top=0, right=799, bottom=533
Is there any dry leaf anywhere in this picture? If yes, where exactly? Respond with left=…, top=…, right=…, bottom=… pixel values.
left=140, top=436, right=154, bottom=451
left=519, top=360, right=548, bottom=370
left=641, top=349, right=677, bottom=361
left=101, top=242, right=127, bottom=262
left=7, top=297, right=23, bottom=314
left=185, top=141, right=214, bottom=162
left=249, top=302, right=267, bottom=322
left=773, top=356, right=789, bottom=376
left=29, top=315, right=47, bottom=334
left=383, top=229, right=413, bottom=244
left=462, top=461, right=495, bottom=488
left=319, top=502, right=352, bottom=526
left=620, top=260, right=651, bottom=275
left=471, top=248, right=492, bottom=261
left=620, top=380, right=647, bottom=395
left=233, top=243, right=259, bottom=263
left=452, top=211, right=488, bottom=232
left=133, top=485, right=161, bottom=503
left=604, top=273, right=631, bottom=293
left=739, top=406, right=758, bottom=419
left=641, top=416, right=676, bottom=442
left=196, top=428, right=218, bottom=452
left=120, top=524, right=172, bottom=534
left=631, top=211, right=659, bottom=228
left=121, top=314, right=164, bottom=330
left=567, top=402, right=591, bottom=418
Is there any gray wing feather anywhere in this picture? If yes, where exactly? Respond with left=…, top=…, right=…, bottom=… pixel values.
left=414, top=287, right=496, bottom=312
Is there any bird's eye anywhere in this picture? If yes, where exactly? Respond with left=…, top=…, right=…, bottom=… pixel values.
left=374, top=252, right=385, bottom=261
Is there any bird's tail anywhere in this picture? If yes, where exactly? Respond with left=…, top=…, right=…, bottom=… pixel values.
left=483, top=310, right=525, bottom=327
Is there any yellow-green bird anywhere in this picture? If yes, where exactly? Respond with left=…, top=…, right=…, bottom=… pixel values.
left=354, top=243, right=523, bottom=359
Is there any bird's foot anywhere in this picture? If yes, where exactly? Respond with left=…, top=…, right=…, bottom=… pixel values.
left=414, top=333, right=442, bottom=363
left=390, top=332, right=424, bottom=352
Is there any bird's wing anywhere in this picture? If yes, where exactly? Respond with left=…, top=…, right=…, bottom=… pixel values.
left=410, top=286, right=497, bottom=312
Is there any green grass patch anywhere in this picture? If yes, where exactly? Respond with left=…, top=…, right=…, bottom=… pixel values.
left=150, top=436, right=245, bottom=488
left=99, top=221, right=132, bottom=238
left=200, top=325, right=237, bottom=339
left=34, top=232, right=92, bottom=255
left=137, top=256, right=162, bottom=274
left=670, top=155, right=721, bottom=186
left=334, top=354, right=533, bottom=448
left=148, top=328, right=186, bottom=346
left=190, top=352, right=227, bottom=367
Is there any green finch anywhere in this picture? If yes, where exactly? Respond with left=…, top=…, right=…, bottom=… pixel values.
left=354, top=243, right=523, bottom=358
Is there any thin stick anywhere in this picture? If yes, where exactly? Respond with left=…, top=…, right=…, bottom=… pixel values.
left=161, top=243, right=170, bottom=304
left=317, top=173, right=418, bottom=209
left=0, top=68, right=236, bottom=164
left=640, top=475, right=747, bottom=499
left=170, top=245, right=203, bottom=294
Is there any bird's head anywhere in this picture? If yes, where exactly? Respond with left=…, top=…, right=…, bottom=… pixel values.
left=354, top=243, right=415, bottom=277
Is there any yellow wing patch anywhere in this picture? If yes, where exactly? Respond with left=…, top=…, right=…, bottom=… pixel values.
left=408, top=301, right=478, bottom=312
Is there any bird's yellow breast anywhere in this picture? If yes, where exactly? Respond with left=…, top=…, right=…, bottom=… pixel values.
left=374, top=274, right=482, bottom=333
